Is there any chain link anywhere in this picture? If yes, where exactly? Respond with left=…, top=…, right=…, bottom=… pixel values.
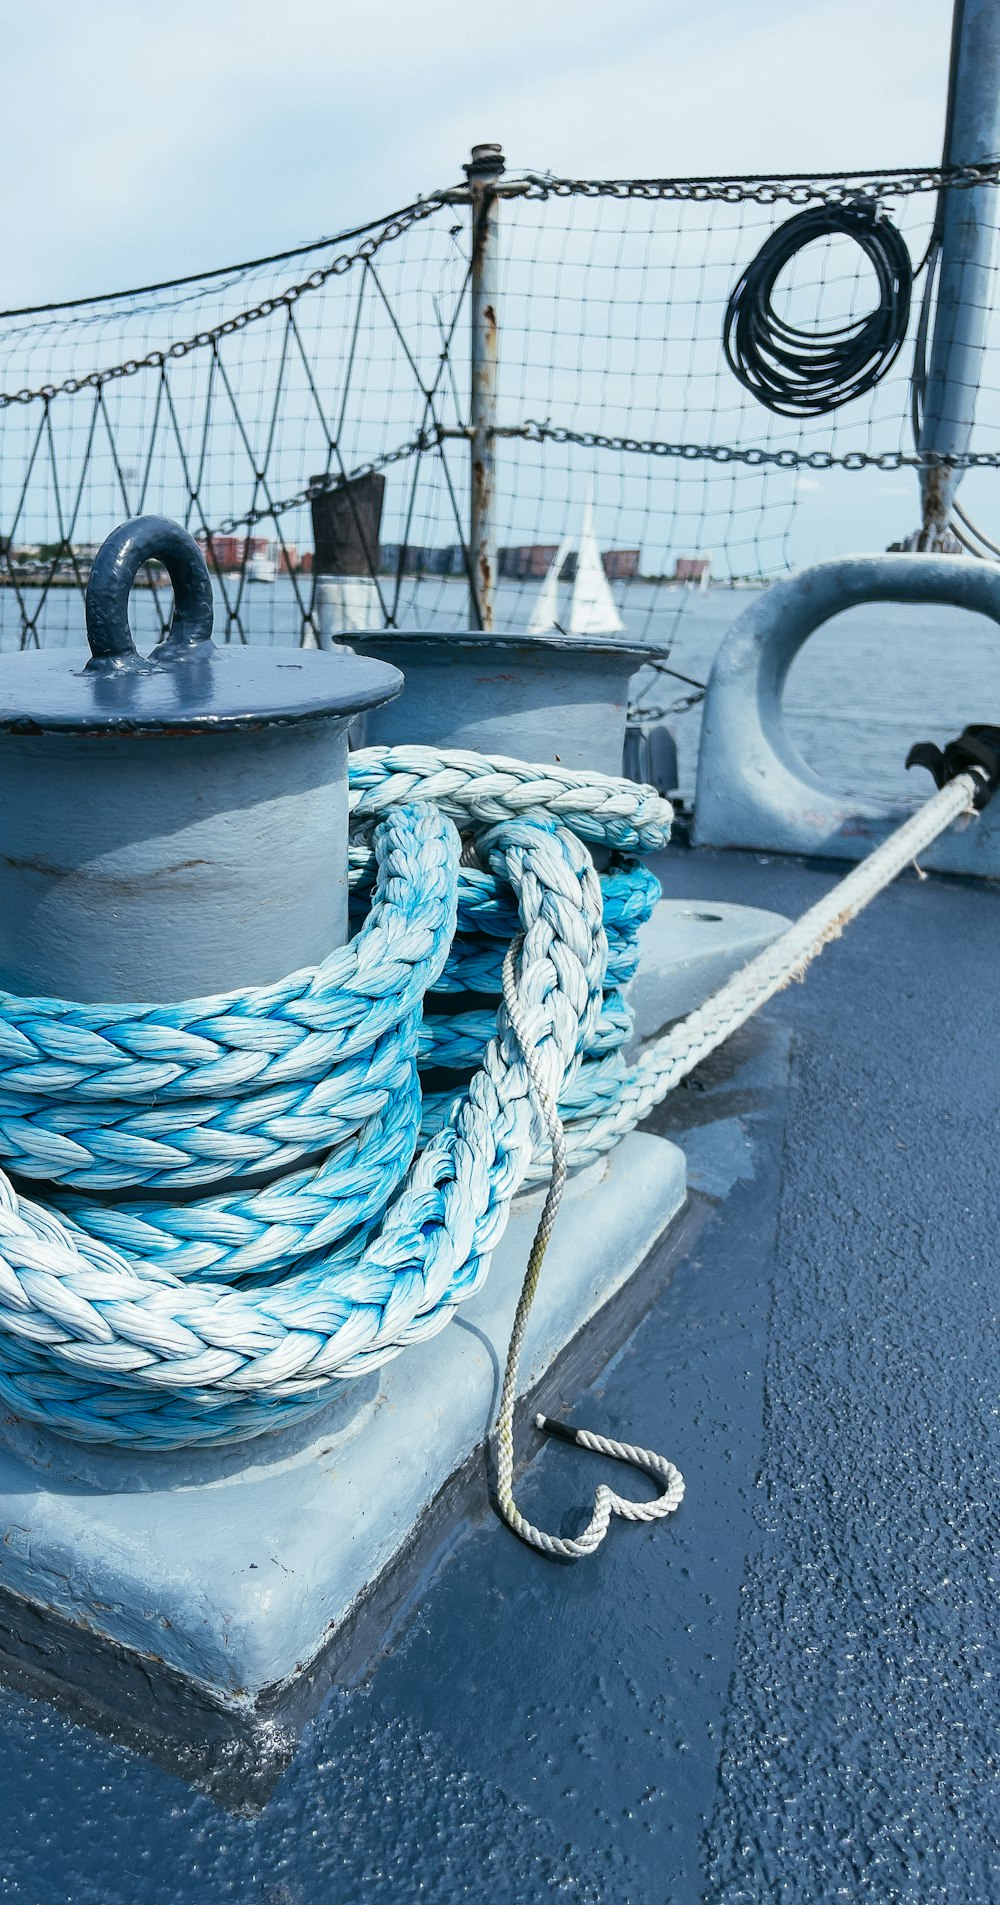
left=6, top=162, right=998, bottom=413
left=495, top=420, right=1000, bottom=472
left=204, top=431, right=447, bottom=538
left=514, top=161, right=1000, bottom=207
left=188, top=414, right=1000, bottom=544
left=0, top=196, right=452, bottom=412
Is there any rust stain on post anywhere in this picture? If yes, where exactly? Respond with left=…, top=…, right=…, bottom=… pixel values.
left=466, top=144, right=504, bottom=632
left=917, top=463, right=951, bottom=551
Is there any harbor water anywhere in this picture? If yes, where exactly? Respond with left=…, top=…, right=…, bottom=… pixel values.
left=3, top=576, right=997, bottom=805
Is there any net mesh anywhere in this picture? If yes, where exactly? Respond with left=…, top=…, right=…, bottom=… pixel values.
left=2, top=162, right=1000, bottom=714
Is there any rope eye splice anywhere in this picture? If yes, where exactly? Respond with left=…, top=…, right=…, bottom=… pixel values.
left=493, top=934, right=686, bottom=1560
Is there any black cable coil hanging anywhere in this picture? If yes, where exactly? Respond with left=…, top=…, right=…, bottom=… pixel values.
left=723, top=201, right=913, bottom=417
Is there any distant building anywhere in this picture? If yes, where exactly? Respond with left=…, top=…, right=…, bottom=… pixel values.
left=203, top=533, right=239, bottom=572
left=424, top=545, right=465, bottom=576
left=200, top=534, right=271, bottom=572
left=673, top=556, right=711, bottom=584
left=602, top=549, right=640, bottom=581
left=499, top=545, right=638, bottom=584
left=379, top=544, right=465, bottom=577
left=499, top=545, right=559, bottom=580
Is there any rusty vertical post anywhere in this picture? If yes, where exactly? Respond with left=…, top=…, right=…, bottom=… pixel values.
left=466, top=142, right=504, bottom=630
left=918, top=0, right=1000, bottom=546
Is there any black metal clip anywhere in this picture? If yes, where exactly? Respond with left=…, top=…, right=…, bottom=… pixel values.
left=906, top=724, right=1000, bottom=810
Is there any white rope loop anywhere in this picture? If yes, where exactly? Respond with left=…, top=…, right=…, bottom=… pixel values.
left=348, top=744, right=675, bottom=853
left=488, top=770, right=980, bottom=1559
left=492, top=938, right=684, bottom=1559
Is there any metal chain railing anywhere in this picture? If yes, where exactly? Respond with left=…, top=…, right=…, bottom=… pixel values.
left=6, top=163, right=999, bottom=413
left=0, top=195, right=453, bottom=410
left=205, top=418, right=1000, bottom=548
left=3, top=151, right=1000, bottom=653
left=506, top=160, right=1000, bottom=205
left=493, top=421, right=1000, bottom=472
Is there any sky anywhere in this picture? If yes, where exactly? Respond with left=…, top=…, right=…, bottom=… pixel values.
left=3, top=0, right=955, bottom=306
left=0, top=0, right=977, bottom=577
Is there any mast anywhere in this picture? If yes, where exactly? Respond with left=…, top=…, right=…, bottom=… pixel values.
left=917, top=0, right=1000, bottom=546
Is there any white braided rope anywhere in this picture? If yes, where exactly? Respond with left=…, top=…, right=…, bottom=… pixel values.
left=348, top=744, right=675, bottom=853
left=495, top=941, right=685, bottom=1559
left=490, top=773, right=979, bottom=1558
left=564, top=773, right=982, bottom=1162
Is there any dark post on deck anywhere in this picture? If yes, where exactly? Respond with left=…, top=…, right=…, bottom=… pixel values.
left=466, top=143, right=504, bottom=631
left=310, top=472, right=386, bottom=648
left=918, top=0, right=1000, bottom=545
left=311, top=472, right=385, bottom=578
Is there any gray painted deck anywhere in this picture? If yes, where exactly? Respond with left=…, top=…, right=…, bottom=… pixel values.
left=0, top=846, right=995, bottom=1903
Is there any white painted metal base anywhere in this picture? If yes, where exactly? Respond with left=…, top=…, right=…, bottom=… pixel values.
left=0, top=1130, right=686, bottom=1716
left=628, top=897, right=789, bottom=1044
left=0, top=895, right=786, bottom=1734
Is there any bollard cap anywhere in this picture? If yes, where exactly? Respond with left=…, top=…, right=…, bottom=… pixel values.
left=349, top=626, right=657, bottom=664
left=0, top=517, right=402, bottom=737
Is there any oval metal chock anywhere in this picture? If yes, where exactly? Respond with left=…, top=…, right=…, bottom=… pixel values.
left=693, top=551, right=1000, bottom=879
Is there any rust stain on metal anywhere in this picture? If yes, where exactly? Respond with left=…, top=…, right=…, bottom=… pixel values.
left=0, top=852, right=211, bottom=882
left=918, top=465, right=951, bottom=549
left=477, top=550, right=495, bottom=630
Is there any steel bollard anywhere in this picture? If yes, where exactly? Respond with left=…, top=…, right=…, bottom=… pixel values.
left=0, top=516, right=402, bottom=1003
left=349, top=627, right=654, bottom=776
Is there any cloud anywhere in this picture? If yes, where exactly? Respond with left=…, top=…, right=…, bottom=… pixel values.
left=2, top=0, right=953, bottom=303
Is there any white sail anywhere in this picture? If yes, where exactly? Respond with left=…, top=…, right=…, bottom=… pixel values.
left=568, top=494, right=624, bottom=635
left=527, top=535, right=573, bottom=633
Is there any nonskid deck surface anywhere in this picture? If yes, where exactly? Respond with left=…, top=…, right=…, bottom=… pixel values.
left=0, top=848, right=996, bottom=1904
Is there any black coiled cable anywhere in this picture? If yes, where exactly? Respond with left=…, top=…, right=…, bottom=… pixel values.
left=723, top=202, right=913, bottom=416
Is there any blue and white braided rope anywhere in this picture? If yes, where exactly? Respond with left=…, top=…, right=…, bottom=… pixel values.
left=0, top=747, right=672, bottom=1449
left=0, top=733, right=968, bottom=1518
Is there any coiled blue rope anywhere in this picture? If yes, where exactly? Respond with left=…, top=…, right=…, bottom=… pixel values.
left=0, top=746, right=672, bottom=1448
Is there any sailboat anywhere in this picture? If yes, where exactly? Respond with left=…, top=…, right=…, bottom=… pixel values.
left=528, top=493, right=625, bottom=635
left=247, top=548, right=276, bottom=584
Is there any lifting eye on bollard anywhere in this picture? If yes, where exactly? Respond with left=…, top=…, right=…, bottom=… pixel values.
left=84, top=515, right=216, bottom=675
